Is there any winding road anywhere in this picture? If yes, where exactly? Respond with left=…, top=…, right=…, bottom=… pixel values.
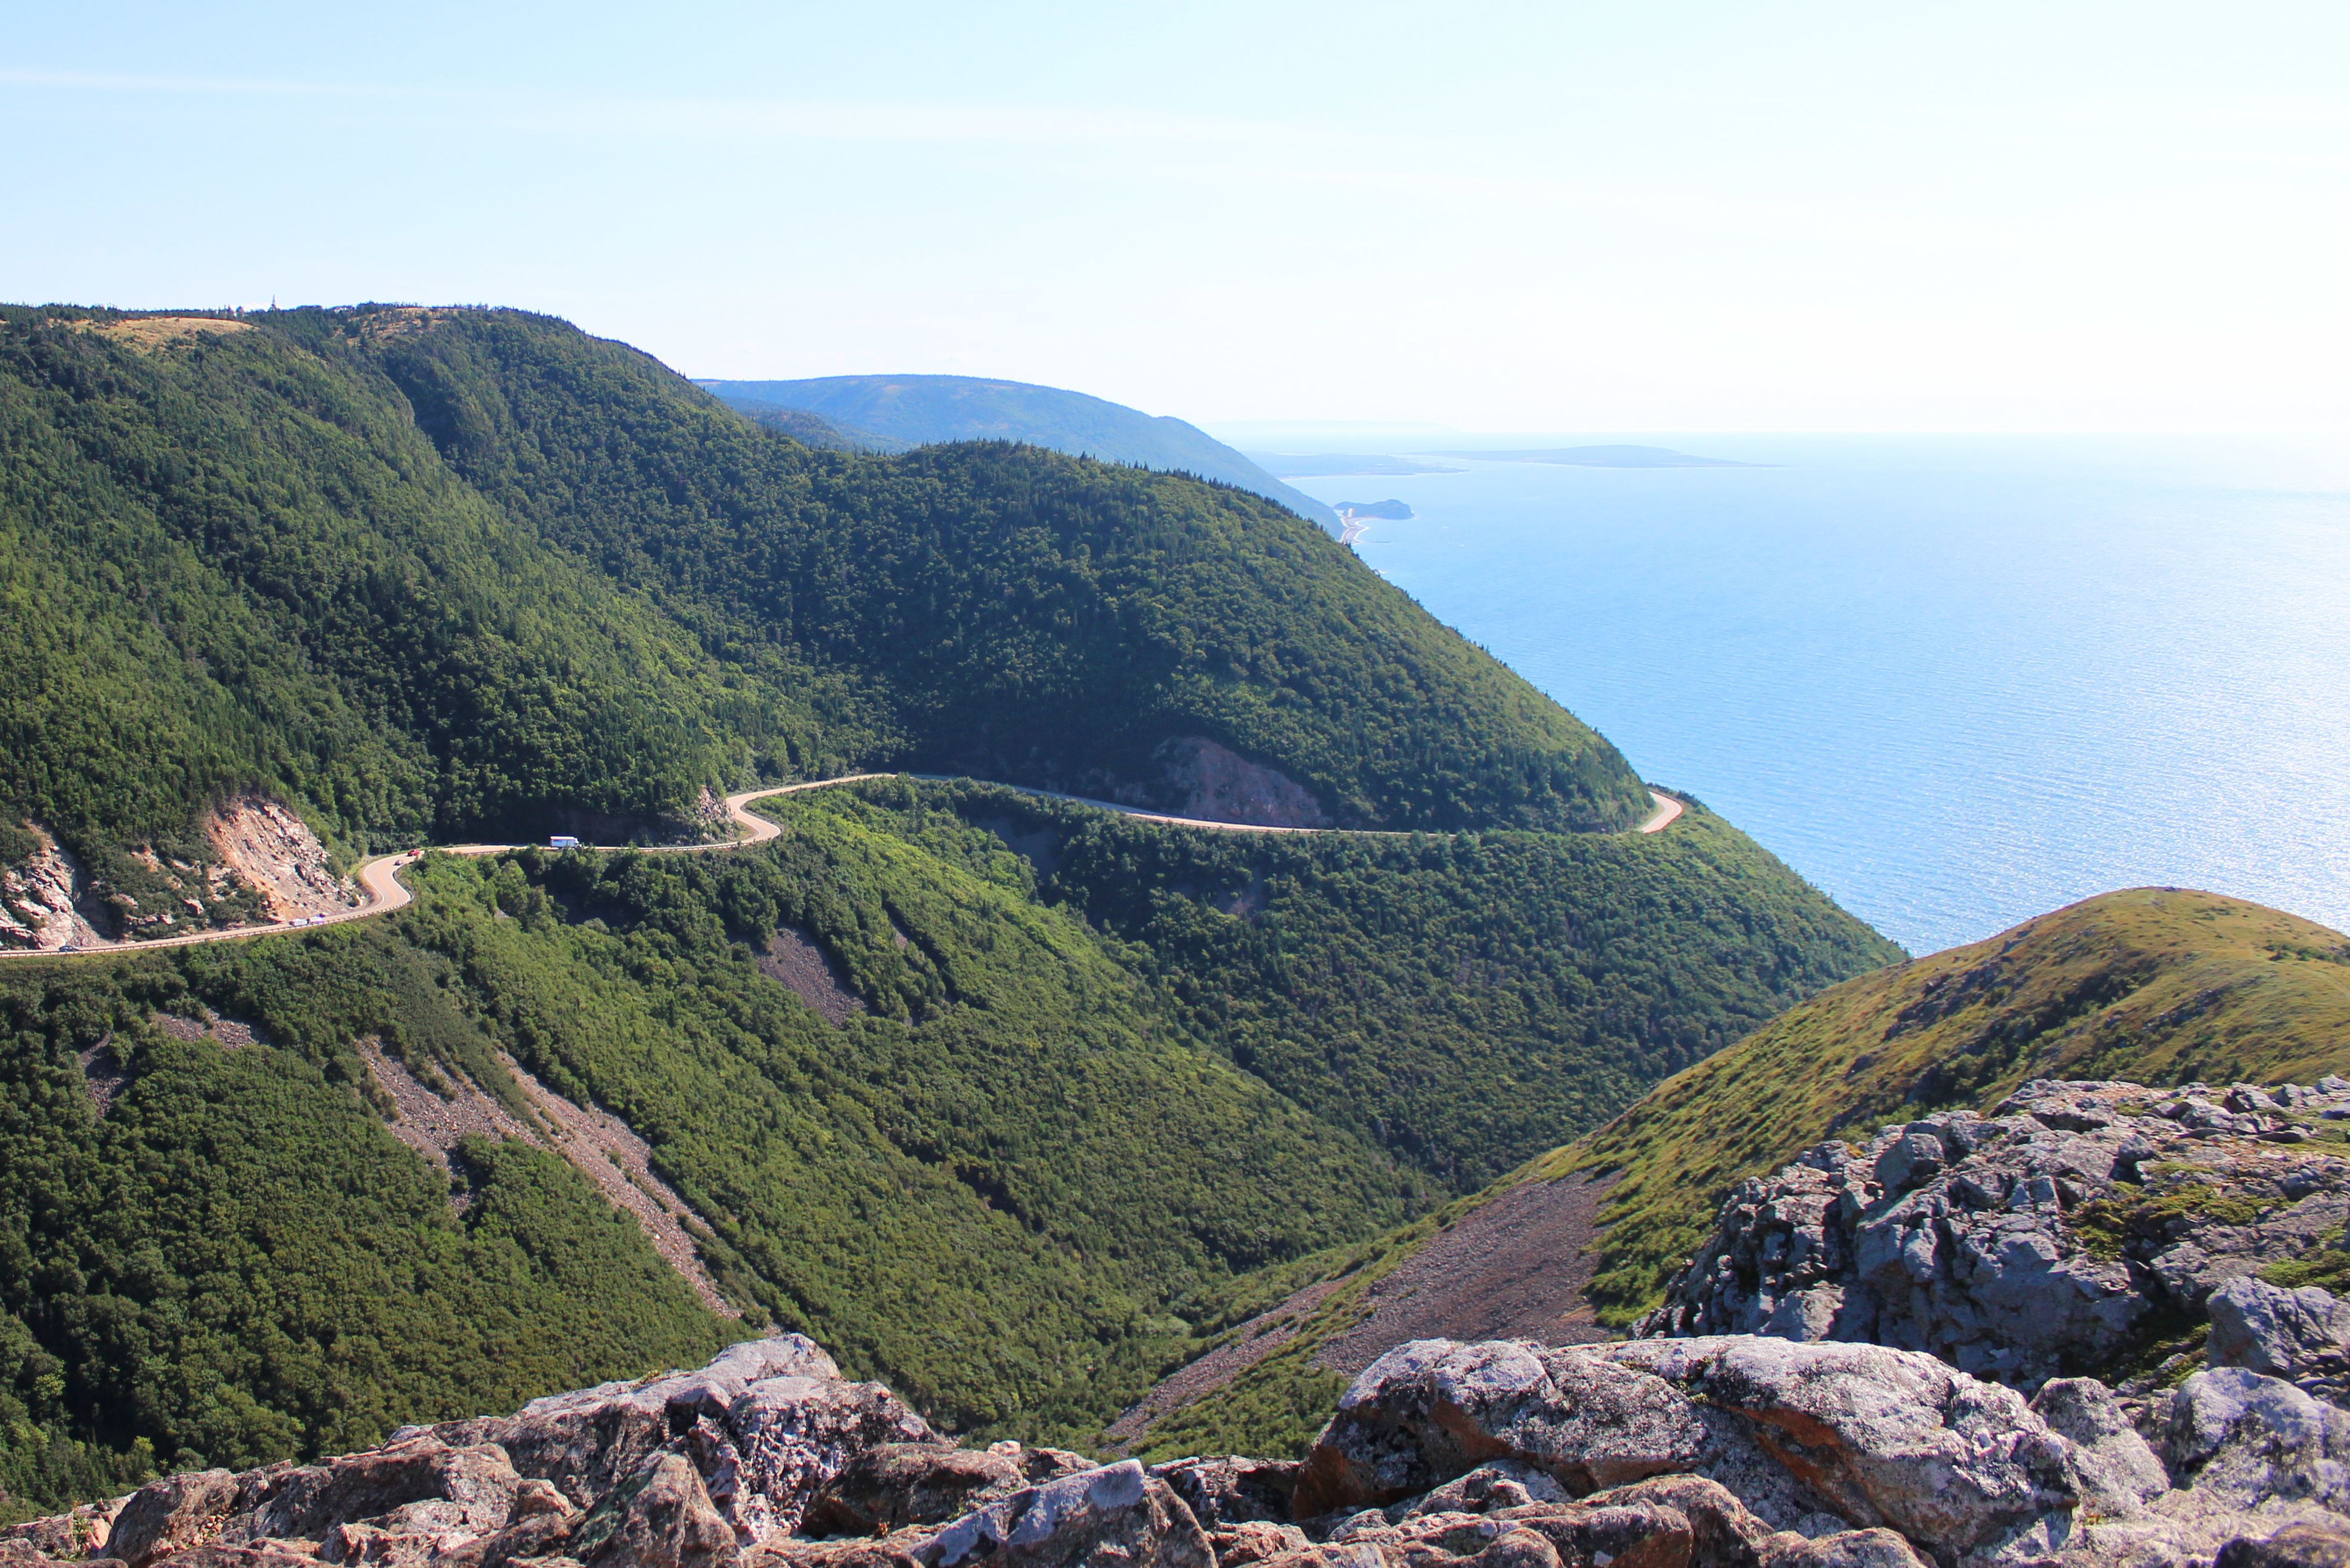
left=3, top=778, right=1682, bottom=962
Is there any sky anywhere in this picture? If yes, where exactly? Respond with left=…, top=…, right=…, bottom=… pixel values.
left=6, top=2, right=2347, bottom=432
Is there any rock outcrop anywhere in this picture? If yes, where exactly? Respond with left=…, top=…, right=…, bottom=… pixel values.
left=20, top=1211, right=2350, bottom=1567
left=1638, top=1079, right=2350, bottom=1390
left=203, top=798, right=356, bottom=923
left=1294, top=1335, right=2075, bottom=1564
left=2211, top=1278, right=2350, bottom=1406
left=0, top=827, right=108, bottom=949
left=2, top=1338, right=1215, bottom=1568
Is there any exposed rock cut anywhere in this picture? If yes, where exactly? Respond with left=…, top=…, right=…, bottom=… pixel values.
left=0, top=826, right=110, bottom=950
left=205, top=797, right=358, bottom=923
left=1156, top=738, right=1330, bottom=829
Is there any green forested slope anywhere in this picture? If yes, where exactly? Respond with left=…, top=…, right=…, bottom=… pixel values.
left=0, top=942, right=728, bottom=1520
left=402, top=823, right=1418, bottom=1426
left=786, top=780, right=1899, bottom=1189
left=0, top=777, right=1900, bottom=1519
left=0, top=301, right=1902, bottom=1521
left=0, top=302, right=1654, bottom=860
left=0, top=311, right=808, bottom=851
left=351, top=306, right=1649, bottom=834
left=0, top=802, right=1430, bottom=1520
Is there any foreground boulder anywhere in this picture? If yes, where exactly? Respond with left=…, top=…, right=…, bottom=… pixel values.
left=2211, top=1278, right=2350, bottom=1406
left=906, top=1459, right=1211, bottom=1568
left=1296, top=1335, right=2075, bottom=1564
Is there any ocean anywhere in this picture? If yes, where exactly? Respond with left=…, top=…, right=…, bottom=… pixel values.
left=1272, top=435, right=2350, bottom=957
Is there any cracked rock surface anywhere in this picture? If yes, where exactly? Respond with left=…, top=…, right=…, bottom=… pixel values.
left=1638, top=1079, right=2350, bottom=1391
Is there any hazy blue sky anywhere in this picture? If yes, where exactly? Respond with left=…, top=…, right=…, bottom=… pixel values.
left=7, top=3, right=2345, bottom=431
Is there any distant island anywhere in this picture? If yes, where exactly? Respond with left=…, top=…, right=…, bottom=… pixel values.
left=1422, top=444, right=1762, bottom=467
left=1249, top=453, right=1466, bottom=477
left=1337, top=499, right=1413, bottom=520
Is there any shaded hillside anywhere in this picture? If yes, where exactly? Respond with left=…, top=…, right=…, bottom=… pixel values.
left=1, top=303, right=1654, bottom=865
left=1121, top=888, right=2350, bottom=1459
left=798, top=779, right=1899, bottom=1189
left=697, top=373, right=1338, bottom=527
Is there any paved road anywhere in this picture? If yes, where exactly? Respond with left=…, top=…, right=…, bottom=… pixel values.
left=1638, top=790, right=1685, bottom=833
left=4, top=777, right=1683, bottom=961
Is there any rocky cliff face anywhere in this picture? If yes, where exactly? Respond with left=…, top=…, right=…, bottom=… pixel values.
left=0, top=806, right=311, bottom=951
left=0, top=828, right=108, bottom=949
left=203, top=798, right=358, bottom=924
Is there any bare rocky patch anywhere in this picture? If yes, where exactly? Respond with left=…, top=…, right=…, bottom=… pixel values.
left=151, top=1008, right=270, bottom=1050
left=358, top=1037, right=540, bottom=1195
left=1113, top=1173, right=1617, bottom=1452
left=757, top=927, right=865, bottom=1027
left=1312, top=1173, right=1619, bottom=1374
left=204, top=795, right=358, bottom=922
left=501, top=1052, right=743, bottom=1320
left=1157, top=736, right=1331, bottom=828
left=78, top=1036, right=133, bottom=1117
left=0, top=824, right=110, bottom=950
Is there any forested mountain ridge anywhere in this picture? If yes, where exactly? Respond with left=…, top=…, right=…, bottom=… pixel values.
left=0, top=303, right=1653, bottom=874
left=695, top=372, right=1339, bottom=527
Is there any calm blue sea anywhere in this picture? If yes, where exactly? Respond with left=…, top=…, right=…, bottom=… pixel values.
left=1275, top=435, right=2350, bottom=957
